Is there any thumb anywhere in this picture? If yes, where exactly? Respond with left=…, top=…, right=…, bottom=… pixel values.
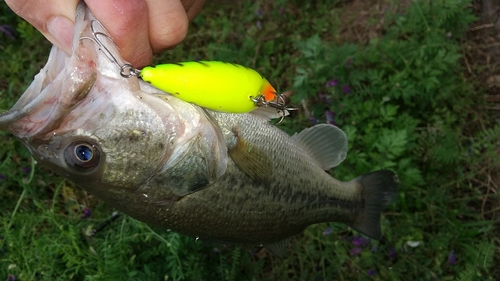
left=6, top=0, right=77, bottom=54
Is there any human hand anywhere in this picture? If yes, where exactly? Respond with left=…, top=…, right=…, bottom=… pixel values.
left=5, top=0, right=205, bottom=68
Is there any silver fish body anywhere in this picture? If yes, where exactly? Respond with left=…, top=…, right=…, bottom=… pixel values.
left=0, top=2, right=397, bottom=257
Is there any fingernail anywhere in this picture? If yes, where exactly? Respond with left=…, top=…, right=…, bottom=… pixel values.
left=47, top=16, right=74, bottom=53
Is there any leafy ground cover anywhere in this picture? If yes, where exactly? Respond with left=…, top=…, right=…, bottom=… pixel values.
left=1, top=0, right=499, bottom=280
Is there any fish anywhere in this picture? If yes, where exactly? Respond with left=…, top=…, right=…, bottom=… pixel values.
left=0, top=2, right=398, bottom=258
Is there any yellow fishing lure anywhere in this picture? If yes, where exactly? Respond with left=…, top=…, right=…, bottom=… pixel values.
left=140, top=61, right=279, bottom=113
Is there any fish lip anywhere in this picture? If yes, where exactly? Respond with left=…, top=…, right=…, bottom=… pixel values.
left=0, top=0, right=91, bottom=131
left=0, top=1, right=118, bottom=137
left=0, top=47, right=70, bottom=131
left=0, top=109, right=22, bottom=131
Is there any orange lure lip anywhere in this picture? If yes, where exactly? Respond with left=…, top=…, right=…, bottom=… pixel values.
left=262, top=82, right=278, bottom=102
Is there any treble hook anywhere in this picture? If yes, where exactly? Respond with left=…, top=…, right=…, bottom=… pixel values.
left=250, top=92, right=298, bottom=124
left=80, top=19, right=141, bottom=78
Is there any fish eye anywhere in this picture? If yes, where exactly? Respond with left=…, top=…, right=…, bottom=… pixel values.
left=65, top=141, right=101, bottom=170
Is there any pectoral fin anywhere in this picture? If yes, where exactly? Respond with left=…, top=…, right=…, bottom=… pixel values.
left=228, top=133, right=272, bottom=184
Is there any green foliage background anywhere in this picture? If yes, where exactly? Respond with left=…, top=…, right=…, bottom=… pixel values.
left=1, top=0, right=499, bottom=280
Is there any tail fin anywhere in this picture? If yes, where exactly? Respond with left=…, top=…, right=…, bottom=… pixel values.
left=348, top=170, right=398, bottom=240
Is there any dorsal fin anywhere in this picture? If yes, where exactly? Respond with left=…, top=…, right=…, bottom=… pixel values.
left=250, top=106, right=289, bottom=121
left=292, top=124, right=347, bottom=170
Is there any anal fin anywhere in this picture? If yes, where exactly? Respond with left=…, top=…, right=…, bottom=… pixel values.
left=264, top=238, right=290, bottom=259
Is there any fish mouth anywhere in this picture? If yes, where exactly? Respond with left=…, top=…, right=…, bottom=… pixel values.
left=0, top=1, right=125, bottom=138
left=0, top=45, right=72, bottom=133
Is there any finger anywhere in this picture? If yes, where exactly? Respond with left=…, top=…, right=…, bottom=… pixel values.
left=145, top=0, right=189, bottom=54
left=85, top=0, right=153, bottom=67
left=182, top=0, right=206, bottom=21
left=6, top=0, right=77, bottom=53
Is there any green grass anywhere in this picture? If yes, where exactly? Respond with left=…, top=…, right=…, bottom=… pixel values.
left=1, top=0, right=499, bottom=280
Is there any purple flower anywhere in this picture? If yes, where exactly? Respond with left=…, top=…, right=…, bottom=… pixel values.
left=320, top=94, right=332, bottom=105
left=325, top=110, right=335, bottom=125
left=352, top=236, right=370, bottom=247
left=22, top=166, right=31, bottom=173
left=0, top=174, right=6, bottom=180
left=325, top=79, right=339, bottom=88
left=342, top=85, right=351, bottom=94
left=0, top=24, right=16, bottom=40
left=345, top=58, right=353, bottom=68
left=350, top=247, right=362, bottom=256
left=256, top=21, right=262, bottom=30
left=8, top=275, right=16, bottom=281
left=367, top=269, right=376, bottom=276
left=389, top=247, right=397, bottom=260
left=322, top=227, right=332, bottom=236
left=256, top=9, right=262, bottom=16
left=82, top=207, right=91, bottom=219
left=310, top=116, right=318, bottom=125
left=448, top=250, right=457, bottom=265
